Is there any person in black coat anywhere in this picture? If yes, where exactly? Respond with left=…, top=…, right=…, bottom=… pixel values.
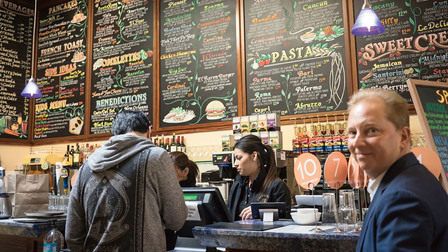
left=227, top=135, right=291, bottom=221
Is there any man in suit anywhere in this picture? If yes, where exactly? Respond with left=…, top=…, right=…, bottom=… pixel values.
left=346, top=89, right=448, bottom=251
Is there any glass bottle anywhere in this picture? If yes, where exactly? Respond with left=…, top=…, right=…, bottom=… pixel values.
left=309, top=124, right=317, bottom=154
left=333, top=123, right=342, bottom=152
left=180, top=136, right=186, bottom=153
left=315, top=124, right=324, bottom=153
left=165, top=138, right=171, bottom=152
left=341, top=120, right=349, bottom=152
left=299, top=124, right=309, bottom=154
left=324, top=123, right=334, bottom=153
left=170, top=134, right=177, bottom=152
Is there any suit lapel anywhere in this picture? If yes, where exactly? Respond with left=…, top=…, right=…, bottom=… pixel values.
left=357, top=153, right=416, bottom=251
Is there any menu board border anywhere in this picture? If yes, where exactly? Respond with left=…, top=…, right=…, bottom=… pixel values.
left=155, top=0, right=243, bottom=132
left=243, top=0, right=354, bottom=119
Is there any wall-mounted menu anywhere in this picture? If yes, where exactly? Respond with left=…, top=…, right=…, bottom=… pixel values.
left=245, top=0, right=348, bottom=116
left=408, top=79, right=448, bottom=180
left=0, top=1, right=34, bottom=139
left=90, top=0, right=154, bottom=135
left=354, top=0, right=448, bottom=103
left=35, top=0, right=88, bottom=139
left=159, top=0, right=238, bottom=127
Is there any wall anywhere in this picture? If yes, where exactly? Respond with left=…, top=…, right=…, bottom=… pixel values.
left=0, top=115, right=424, bottom=173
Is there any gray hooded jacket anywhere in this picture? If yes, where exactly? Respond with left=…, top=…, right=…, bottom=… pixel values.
left=65, top=134, right=187, bottom=251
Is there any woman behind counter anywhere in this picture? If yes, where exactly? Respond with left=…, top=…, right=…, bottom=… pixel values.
left=170, top=151, right=199, bottom=187
left=227, top=135, right=291, bottom=221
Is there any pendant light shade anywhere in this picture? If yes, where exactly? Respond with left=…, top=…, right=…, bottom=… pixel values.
left=21, top=0, right=41, bottom=98
left=351, top=0, right=385, bottom=36
left=21, top=78, right=42, bottom=98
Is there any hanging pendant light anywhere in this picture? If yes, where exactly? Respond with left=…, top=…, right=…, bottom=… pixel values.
left=21, top=0, right=42, bottom=98
left=351, top=0, right=385, bottom=36
left=21, top=78, right=42, bottom=98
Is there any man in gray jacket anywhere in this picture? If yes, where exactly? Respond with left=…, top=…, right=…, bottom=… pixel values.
left=66, top=110, right=188, bottom=251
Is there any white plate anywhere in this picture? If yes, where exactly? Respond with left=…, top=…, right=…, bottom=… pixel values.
left=163, top=110, right=195, bottom=123
left=24, top=211, right=65, bottom=218
left=13, top=218, right=51, bottom=223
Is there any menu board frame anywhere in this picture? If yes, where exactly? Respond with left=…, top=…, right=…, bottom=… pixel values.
left=242, top=0, right=354, bottom=119
left=155, top=0, right=243, bottom=132
left=0, top=0, right=35, bottom=143
left=349, top=0, right=448, bottom=104
left=407, top=78, right=448, bottom=193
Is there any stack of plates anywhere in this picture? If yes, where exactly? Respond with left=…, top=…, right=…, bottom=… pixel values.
left=13, top=211, right=66, bottom=223
left=24, top=211, right=65, bottom=218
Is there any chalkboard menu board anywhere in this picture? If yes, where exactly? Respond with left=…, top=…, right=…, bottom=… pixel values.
left=354, top=0, right=448, bottom=103
left=244, top=0, right=349, bottom=116
left=408, top=79, right=448, bottom=180
left=0, top=1, right=34, bottom=139
left=90, top=0, right=154, bottom=135
left=35, top=0, right=88, bottom=139
left=158, top=0, right=239, bottom=127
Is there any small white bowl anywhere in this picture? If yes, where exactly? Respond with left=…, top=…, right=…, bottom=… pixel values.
left=295, top=208, right=319, bottom=214
left=300, top=32, right=316, bottom=43
left=291, top=211, right=321, bottom=225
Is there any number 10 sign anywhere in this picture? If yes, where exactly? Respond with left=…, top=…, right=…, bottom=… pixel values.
left=294, top=153, right=322, bottom=189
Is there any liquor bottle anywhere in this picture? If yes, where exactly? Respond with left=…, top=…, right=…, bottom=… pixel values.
left=333, top=123, right=342, bottom=152
left=309, top=124, right=317, bottom=154
left=292, top=126, right=301, bottom=155
left=69, top=145, right=75, bottom=166
left=165, top=138, right=171, bottom=152
left=341, top=121, right=349, bottom=152
left=176, top=136, right=182, bottom=152
left=83, top=143, right=90, bottom=164
left=299, top=125, right=309, bottom=153
left=73, top=143, right=80, bottom=169
left=160, top=135, right=165, bottom=149
left=43, top=222, right=65, bottom=252
left=64, top=145, right=70, bottom=162
left=170, top=134, right=177, bottom=152
left=78, top=143, right=84, bottom=166
left=324, top=123, right=333, bottom=152
left=315, top=124, right=324, bottom=153
left=153, top=136, right=159, bottom=147
left=180, top=136, right=186, bottom=153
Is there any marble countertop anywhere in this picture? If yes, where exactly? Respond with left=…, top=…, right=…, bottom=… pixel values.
left=193, top=220, right=360, bottom=252
left=0, top=218, right=66, bottom=238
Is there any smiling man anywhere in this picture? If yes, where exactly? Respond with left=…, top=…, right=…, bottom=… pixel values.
left=347, top=89, right=448, bottom=252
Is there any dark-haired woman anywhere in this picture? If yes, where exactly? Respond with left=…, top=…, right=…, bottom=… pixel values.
left=227, top=135, right=291, bottom=221
left=166, top=151, right=200, bottom=250
left=170, top=151, right=199, bottom=187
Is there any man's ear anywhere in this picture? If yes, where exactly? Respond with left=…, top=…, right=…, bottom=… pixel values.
left=400, top=126, right=411, bottom=149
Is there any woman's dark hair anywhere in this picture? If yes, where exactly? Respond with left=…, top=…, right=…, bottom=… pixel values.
left=170, top=151, right=199, bottom=182
left=233, top=134, right=277, bottom=193
left=112, top=110, right=151, bottom=135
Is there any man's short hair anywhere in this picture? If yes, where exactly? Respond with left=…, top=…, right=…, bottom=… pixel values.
left=112, top=110, right=151, bottom=135
left=347, top=88, right=409, bottom=130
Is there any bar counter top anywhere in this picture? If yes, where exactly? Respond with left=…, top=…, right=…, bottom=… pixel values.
left=0, top=217, right=66, bottom=252
left=0, top=217, right=65, bottom=237
left=193, top=220, right=360, bottom=252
